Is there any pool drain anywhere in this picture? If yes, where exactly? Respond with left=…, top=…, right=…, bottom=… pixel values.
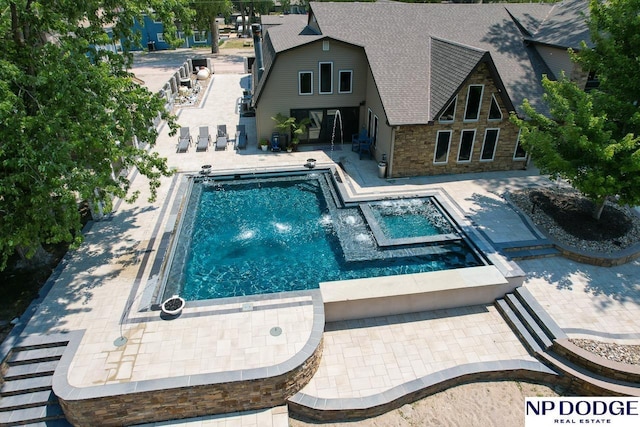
left=270, top=326, right=282, bottom=336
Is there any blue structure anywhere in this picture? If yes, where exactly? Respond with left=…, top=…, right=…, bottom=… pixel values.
left=128, top=15, right=213, bottom=51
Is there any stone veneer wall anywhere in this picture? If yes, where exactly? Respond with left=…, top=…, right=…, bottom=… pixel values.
left=392, top=63, right=525, bottom=178
left=59, top=336, right=323, bottom=426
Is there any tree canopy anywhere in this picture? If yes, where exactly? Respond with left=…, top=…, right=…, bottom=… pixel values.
left=512, top=0, right=640, bottom=219
left=0, top=1, right=192, bottom=270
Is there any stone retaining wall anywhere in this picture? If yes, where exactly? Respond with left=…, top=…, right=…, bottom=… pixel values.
left=59, top=337, right=323, bottom=426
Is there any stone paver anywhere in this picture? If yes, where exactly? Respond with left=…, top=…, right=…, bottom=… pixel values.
left=10, top=50, right=640, bottom=426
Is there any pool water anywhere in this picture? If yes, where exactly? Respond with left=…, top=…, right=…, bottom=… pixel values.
left=369, top=199, right=455, bottom=239
left=163, top=174, right=482, bottom=301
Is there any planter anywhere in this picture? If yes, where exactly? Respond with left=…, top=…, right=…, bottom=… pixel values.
left=261, top=145, right=268, bottom=151
left=161, top=295, right=185, bottom=317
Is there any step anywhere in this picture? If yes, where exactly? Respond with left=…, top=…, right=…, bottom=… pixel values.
left=12, top=341, right=68, bottom=353
left=498, top=239, right=554, bottom=252
left=506, top=247, right=560, bottom=260
left=515, top=287, right=567, bottom=340
left=539, top=352, right=640, bottom=396
left=504, top=294, right=553, bottom=350
left=495, top=299, right=543, bottom=355
left=0, top=390, right=57, bottom=412
left=0, top=375, right=52, bottom=397
left=0, top=403, right=65, bottom=426
left=7, top=347, right=66, bottom=366
left=3, top=360, right=59, bottom=381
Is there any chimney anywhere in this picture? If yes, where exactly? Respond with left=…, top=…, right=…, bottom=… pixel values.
left=252, top=23, right=264, bottom=81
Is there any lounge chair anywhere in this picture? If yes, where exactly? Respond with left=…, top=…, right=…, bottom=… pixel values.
left=235, top=124, right=247, bottom=150
left=196, top=126, right=210, bottom=151
left=215, top=125, right=228, bottom=150
left=270, top=132, right=281, bottom=152
left=177, top=127, right=192, bottom=153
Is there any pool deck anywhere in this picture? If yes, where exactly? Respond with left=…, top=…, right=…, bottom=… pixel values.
left=4, top=50, right=640, bottom=426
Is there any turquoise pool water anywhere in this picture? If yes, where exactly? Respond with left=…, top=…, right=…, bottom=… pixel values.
left=162, top=173, right=482, bottom=301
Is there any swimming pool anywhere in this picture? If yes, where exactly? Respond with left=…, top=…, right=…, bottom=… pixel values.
left=161, top=171, right=484, bottom=301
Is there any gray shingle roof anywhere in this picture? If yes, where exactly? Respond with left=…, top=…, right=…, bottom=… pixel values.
left=257, top=2, right=588, bottom=125
left=526, top=0, right=591, bottom=50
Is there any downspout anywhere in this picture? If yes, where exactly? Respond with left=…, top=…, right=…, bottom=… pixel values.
left=252, top=23, right=264, bottom=81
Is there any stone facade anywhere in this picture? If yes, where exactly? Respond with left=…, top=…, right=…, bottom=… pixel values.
left=59, top=337, right=323, bottom=426
left=392, top=63, right=526, bottom=178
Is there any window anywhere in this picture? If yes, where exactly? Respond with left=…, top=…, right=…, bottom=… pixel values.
left=464, top=85, right=484, bottom=121
left=193, top=31, right=207, bottom=43
left=156, top=33, right=165, bottom=43
left=457, top=130, right=476, bottom=162
left=372, top=115, right=379, bottom=146
left=339, top=70, right=352, bottom=93
left=299, top=71, right=313, bottom=95
left=434, top=131, right=452, bottom=164
left=488, top=95, right=503, bottom=120
left=323, top=40, right=330, bottom=51
left=367, top=108, right=373, bottom=135
left=513, top=130, right=527, bottom=160
left=439, top=97, right=457, bottom=122
left=481, top=128, right=500, bottom=161
left=319, top=62, right=333, bottom=94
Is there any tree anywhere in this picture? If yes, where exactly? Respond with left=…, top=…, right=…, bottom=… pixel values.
left=0, top=1, right=193, bottom=270
left=512, top=0, right=640, bottom=220
left=191, top=0, right=233, bottom=54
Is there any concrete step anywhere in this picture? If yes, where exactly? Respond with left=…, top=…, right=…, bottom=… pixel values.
left=7, top=347, right=65, bottom=366
left=3, top=360, right=59, bottom=381
left=0, top=403, right=65, bottom=427
left=498, top=239, right=554, bottom=252
left=12, top=341, right=68, bottom=353
left=504, top=294, right=553, bottom=350
left=514, top=287, right=567, bottom=340
left=495, top=299, right=543, bottom=356
left=0, top=375, right=52, bottom=397
left=539, top=352, right=640, bottom=396
left=506, top=247, right=560, bottom=260
left=0, top=390, right=57, bottom=412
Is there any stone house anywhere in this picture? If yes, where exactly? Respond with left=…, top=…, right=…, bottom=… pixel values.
left=251, top=1, right=590, bottom=178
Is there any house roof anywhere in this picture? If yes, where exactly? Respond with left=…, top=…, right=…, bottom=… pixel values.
left=256, top=2, right=591, bottom=126
left=525, top=0, right=591, bottom=50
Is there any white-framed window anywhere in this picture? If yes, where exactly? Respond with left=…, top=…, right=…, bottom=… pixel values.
left=464, top=85, right=484, bottom=122
left=439, top=97, right=457, bottom=123
left=322, top=40, right=330, bottom=51
left=434, top=130, right=452, bottom=164
left=338, top=70, right=352, bottom=93
left=319, top=62, right=333, bottom=94
left=156, top=33, right=165, bottom=43
left=299, top=71, right=313, bottom=95
left=193, top=31, right=208, bottom=43
left=481, top=128, right=500, bottom=161
left=513, top=129, right=527, bottom=160
left=457, top=129, right=476, bottom=163
left=488, top=94, right=503, bottom=121
left=367, top=108, right=373, bottom=135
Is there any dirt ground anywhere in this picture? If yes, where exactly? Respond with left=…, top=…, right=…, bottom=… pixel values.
left=289, top=381, right=560, bottom=427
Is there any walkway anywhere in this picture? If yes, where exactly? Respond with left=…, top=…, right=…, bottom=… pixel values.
left=3, top=50, right=640, bottom=426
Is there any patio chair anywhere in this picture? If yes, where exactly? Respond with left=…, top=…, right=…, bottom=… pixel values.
left=235, top=124, right=247, bottom=150
left=215, top=124, right=228, bottom=150
left=352, top=127, right=368, bottom=152
left=196, top=126, right=210, bottom=151
left=359, top=138, right=373, bottom=160
left=270, top=132, right=282, bottom=152
left=177, top=127, right=192, bottom=153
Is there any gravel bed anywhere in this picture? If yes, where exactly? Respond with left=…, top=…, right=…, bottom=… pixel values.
left=570, top=339, right=640, bottom=366
left=508, top=187, right=640, bottom=366
left=508, top=187, right=640, bottom=254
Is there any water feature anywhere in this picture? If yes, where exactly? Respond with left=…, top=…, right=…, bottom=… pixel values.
left=161, top=172, right=483, bottom=301
left=329, top=109, right=343, bottom=161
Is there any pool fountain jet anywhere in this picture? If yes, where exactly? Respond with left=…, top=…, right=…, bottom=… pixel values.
left=329, top=109, right=344, bottom=161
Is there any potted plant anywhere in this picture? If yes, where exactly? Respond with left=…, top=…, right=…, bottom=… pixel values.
left=259, top=138, right=269, bottom=151
left=161, top=295, right=185, bottom=317
left=290, top=117, right=311, bottom=150
left=271, top=114, right=311, bottom=151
